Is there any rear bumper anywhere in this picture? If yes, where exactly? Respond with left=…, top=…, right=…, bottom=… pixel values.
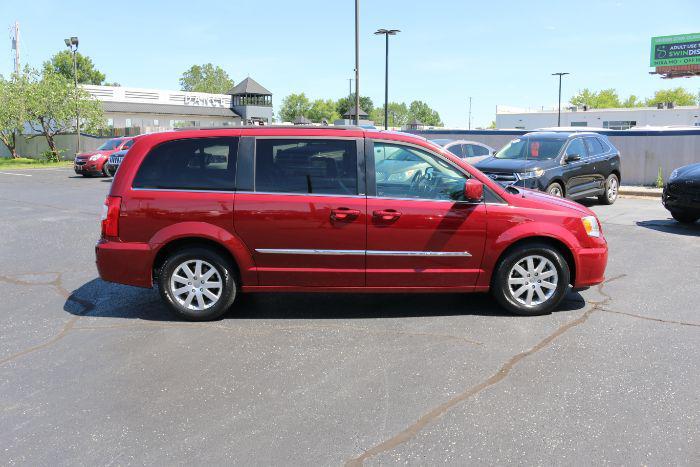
left=95, top=239, right=154, bottom=288
left=574, top=246, right=608, bottom=288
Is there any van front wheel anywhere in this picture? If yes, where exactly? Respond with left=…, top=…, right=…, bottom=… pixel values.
left=492, top=243, right=570, bottom=316
left=158, top=247, right=237, bottom=321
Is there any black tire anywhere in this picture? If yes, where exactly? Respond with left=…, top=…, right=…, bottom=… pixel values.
left=671, top=211, right=699, bottom=224
left=598, top=174, right=619, bottom=205
left=491, top=242, right=570, bottom=316
left=546, top=182, right=564, bottom=197
left=102, top=163, right=111, bottom=177
left=157, top=247, right=238, bottom=321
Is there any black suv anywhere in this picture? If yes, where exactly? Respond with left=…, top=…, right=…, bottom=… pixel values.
left=662, top=162, right=700, bottom=224
left=475, top=131, right=621, bottom=204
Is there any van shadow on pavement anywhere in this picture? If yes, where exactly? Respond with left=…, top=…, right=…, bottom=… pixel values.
left=64, top=278, right=587, bottom=322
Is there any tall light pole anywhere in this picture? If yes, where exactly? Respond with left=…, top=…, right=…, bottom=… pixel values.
left=374, top=28, right=400, bottom=130
left=551, top=72, right=569, bottom=127
left=65, top=36, right=80, bottom=154
left=354, top=0, right=360, bottom=125
left=468, top=96, right=472, bottom=130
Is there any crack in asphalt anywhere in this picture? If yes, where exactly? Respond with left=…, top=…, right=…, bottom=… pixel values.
left=600, top=307, right=700, bottom=327
left=0, top=273, right=95, bottom=366
left=344, top=275, right=625, bottom=466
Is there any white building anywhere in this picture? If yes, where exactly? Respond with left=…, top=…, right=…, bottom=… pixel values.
left=496, top=105, right=700, bottom=130
left=82, top=77, right=273, bottom=135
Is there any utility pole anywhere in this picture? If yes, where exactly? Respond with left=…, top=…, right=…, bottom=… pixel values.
left=11, top=21, right=20, bottom=75
left=354, top=0, right=360, bottom=125
left=552, top=72, right=569, bottom=127
left=468, top=96, right=472, bottom=130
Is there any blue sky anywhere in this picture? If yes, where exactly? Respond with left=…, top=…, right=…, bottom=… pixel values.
left=2, top=0, right=699, bottom=127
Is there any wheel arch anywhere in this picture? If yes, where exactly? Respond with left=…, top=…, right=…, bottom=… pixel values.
left=546, top=178, right=566, bottom=196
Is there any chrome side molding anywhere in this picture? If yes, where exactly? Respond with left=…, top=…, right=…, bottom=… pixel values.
left=255, top=248, right=471, bottom=257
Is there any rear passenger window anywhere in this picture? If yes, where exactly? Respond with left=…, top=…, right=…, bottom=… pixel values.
left=470, top=145, right=491, bottom=157
left=254, top=139, right=358, bottom=195
left=133, top=137, right=238, bottom=191
left=585, top=137, right=605, bottom=156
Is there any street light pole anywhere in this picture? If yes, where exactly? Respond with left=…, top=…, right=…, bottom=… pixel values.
left=468, top=96, right=472, bottom=130
left=374, top=28, right=400, bottom=130
left=551, top=72, right=569, bottom=127
left=65, top=36, right=80, bottom=154
left=354, top=0, right=360, bottom=125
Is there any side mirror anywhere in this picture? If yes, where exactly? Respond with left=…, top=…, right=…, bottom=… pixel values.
left=464, top=179, right=484, bottom=202
left=564, top=153, right=581, bottom=163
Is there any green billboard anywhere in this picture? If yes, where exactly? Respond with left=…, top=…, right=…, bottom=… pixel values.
left=651, top=33, right=700, bottom=67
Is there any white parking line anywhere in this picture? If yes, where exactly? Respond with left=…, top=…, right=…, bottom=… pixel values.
left=0, top=172, right=32, bottom=177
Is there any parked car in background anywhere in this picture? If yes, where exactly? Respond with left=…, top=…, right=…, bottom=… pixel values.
left=431, top=139, right=495, bottom=164
left=96, top=127, right=607, bottom=321
left=662, top=162, right=700, bottom=224
left=105, top=149, right=128, bottom=177
left=475, top=131, right=621, bottom=205
left=74, top=137, right=135, bottom=177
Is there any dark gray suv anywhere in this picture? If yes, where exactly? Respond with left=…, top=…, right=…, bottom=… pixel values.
left=475, top=131, right=621, bottom=204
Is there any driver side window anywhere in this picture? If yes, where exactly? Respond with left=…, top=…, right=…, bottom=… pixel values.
left=372, top=142, right=467, bottom=201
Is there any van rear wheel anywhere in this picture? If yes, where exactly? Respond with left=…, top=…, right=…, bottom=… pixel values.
left=158, top=247, right=237, bottom=321
left=492, top=243, right=570, bottom=316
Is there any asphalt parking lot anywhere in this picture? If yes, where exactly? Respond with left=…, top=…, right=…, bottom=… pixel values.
left=1, top=167, right=698, bottom=465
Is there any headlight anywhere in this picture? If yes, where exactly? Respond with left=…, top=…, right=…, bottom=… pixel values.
left=669, top=168, right=679, bottom=180
left=518, top=168, right=545, bottom=179
left=89, top=154, right=102, bottom=161
left=581, top=215, right=601, bottom=237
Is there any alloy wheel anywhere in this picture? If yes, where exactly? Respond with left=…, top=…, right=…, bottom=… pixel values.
left=507, top=255, right=558, bottom=307
left=169, top=259, right=223, bottom=311
left=607, top=177, right=618, bottom=201
left=548, top=185, right=563, bottom=197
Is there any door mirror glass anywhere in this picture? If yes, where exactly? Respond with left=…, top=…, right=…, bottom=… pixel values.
left=564, top=154, right=581, bottom=163
left=464, top=179, right=483, bottom=202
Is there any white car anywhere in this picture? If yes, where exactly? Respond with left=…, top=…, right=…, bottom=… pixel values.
left=430, top=139, right=495, bottom=164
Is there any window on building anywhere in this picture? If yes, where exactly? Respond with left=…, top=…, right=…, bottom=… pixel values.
left=107, top=118, right=114, bottom=127
left=373, top=142, right=467, bottom=201
left=255, top=139, right=358, bottom=195
left=125, top=118, right=132, bottom=128
left=570, top=121, right=588, bottom=127
left=603, top=120, right=636, bottom=130
left=133, top=137, right=238, bottom=191
left=153, top=119, right=159, bottom=126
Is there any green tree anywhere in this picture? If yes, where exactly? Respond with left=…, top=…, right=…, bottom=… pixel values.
left=645, top=87, right=697, bottom=107
left=370, top=102, right=410, bottom=127
left=336, top=93, right=374, bottom=117
left=179, top=64, right=234, bottom=94
left=25, top=70, right=104, bottom=160
left=0, top=71, right=31, bottom=158
left=278, top=93, right=312, bottom=122
left=408, top=100, right=442, bottom=126
left=43, top=50, right=106, bottom=85
left=570, top=88, right=621, bottom=109
left=622, top=95, right=644, bottom=108
left=487, top=120, right=497, bottom=129
left=308, top=99, right=340, bottom=123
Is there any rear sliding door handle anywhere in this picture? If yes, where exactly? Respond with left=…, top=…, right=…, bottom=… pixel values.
left=330, top=208, right=360, bottom=221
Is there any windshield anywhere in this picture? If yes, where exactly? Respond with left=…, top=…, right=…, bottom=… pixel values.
left=97, top=139, right=124, bottom=150
left=495, top=137, right=566, bottom=160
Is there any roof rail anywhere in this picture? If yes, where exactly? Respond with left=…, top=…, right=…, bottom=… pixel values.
left=174, top=125, right=366, bottom=131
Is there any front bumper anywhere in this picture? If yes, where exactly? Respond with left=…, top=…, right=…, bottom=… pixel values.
left=74, top=161, right=104, bottom=174
left=96, top=239, right=154, bottom=288
left=662, top=184, right=700, bottom=212
left=574, top=246, right=608, bottom=288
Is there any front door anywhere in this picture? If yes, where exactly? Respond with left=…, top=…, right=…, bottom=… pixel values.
left=562, top=137, right=591, bottom=196
left=366, top=140, right=487, bottom=288
left=234, top=137, right=366, bottom=287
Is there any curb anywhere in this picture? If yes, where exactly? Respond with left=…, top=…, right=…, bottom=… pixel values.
left=618, top=188, right=662, bottom=198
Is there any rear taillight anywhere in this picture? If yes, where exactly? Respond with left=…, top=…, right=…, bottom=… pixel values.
left=101, top=196, right=121, bottom=238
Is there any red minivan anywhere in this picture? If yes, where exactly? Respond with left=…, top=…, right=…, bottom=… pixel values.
left=96, top=127, right=607, bottom=321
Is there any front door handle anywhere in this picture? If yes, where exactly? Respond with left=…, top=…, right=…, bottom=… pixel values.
left=373, top=209, right=402, bottom=221
left=330, top=207, right=360, bottom=221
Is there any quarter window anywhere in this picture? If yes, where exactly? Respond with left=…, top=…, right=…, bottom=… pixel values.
left=254, top=139, right=358, bottom=195
left=373, top=142, right=467, bottom=201
left=133, top=137, right=238, bottom=191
